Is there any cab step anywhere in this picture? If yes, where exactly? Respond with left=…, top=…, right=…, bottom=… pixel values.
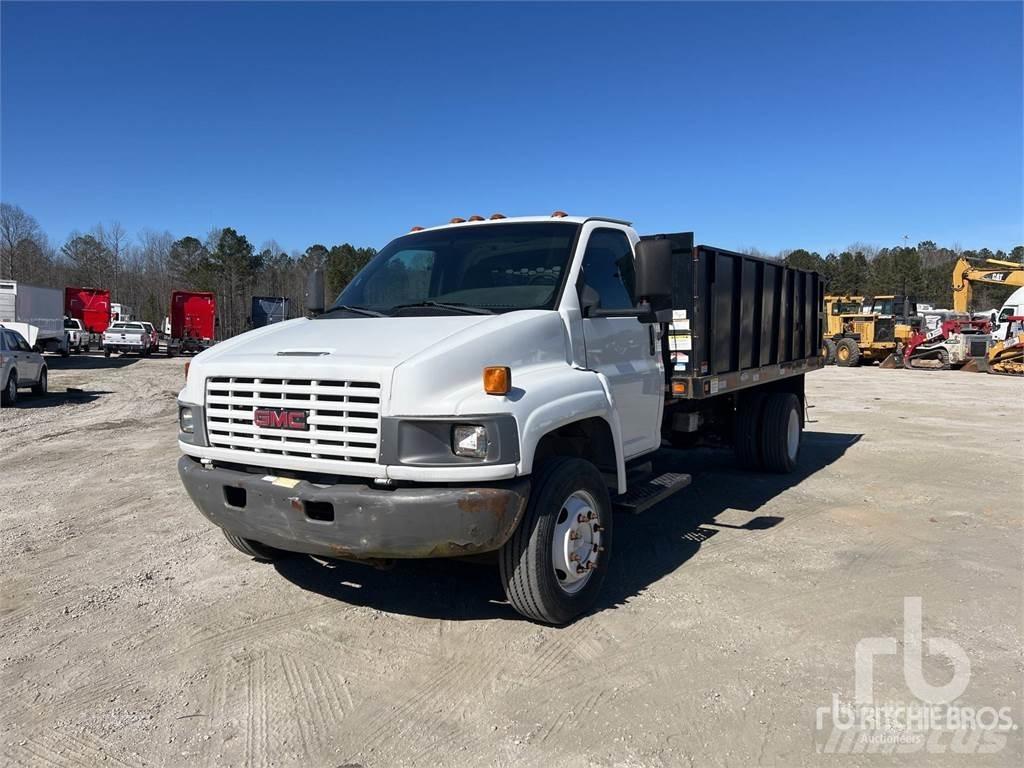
left=613, top=472, right=692, bottom=515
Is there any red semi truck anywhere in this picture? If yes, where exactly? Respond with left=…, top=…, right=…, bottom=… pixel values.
left=64, top=287, right=111, bottom=351
left=167, top=290, right=217, bottom=356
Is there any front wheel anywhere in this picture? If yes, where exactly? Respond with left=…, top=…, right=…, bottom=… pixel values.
left=104, top=348, right=111, bottom=358
left=222, top=531, right=284, bottom=562
left=836, top=338, right=861, bottom=367
left=499, top=457, right=612, bottom=625
left=2, top=372, right=17, bottom=406
left=31, top=368, right=47, bottom=396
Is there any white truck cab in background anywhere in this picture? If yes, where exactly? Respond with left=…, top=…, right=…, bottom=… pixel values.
left=177, top=214, right=823, bottom=623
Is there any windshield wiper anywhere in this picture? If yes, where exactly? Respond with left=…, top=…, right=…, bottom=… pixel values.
left=320, top=304, right=389, bottom=318
left=389, top=301, right=495, bottom=315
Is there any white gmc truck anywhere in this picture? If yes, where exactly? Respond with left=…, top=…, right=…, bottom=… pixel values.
left=178, top=214, right=823, bottom=623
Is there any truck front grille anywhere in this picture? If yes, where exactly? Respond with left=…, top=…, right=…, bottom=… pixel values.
left=205, top=377, right=381, bottom=464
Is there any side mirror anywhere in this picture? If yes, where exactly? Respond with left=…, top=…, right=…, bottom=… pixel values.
left=635, top=239, right=673, bottom=302
left=305, top=269, right=325, bottom=316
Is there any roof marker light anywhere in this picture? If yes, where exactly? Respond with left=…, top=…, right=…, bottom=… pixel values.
left=450, top=217, right=466, bottom=224
left=489, top=213, right=506, bottom=220
left=551, top=210, right=569, bottom=218
left=410, top=226, right=425, bottom=232
left=468, top=215, right=485, bottom=222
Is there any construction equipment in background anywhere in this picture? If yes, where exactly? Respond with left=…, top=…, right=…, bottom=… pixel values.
left=962, top=315, right=1024, bottom=375
left=898, top=315, right=992, bottom=370
left=952, top=257, right=1024, bottom=317
left=823, top=294, right=919, bottom=367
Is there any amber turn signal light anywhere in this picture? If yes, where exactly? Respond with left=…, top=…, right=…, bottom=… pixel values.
left=184, top=361, right=191, bottom=381
left=483, top=366, right=511, bottom=395
left=671, top=381, right=686, bottom=395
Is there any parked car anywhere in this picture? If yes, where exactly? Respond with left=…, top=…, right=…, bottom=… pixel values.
left=140, top=321, right=160, bottom=352
left=102, top=321, right=152, bottom=357
left=1, top=325, right=48, bottom=405
left=64, top=317, right=88, bottom=353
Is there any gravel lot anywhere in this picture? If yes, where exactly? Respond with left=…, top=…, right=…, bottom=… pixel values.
left=1, top=356, right=1021, bottom=767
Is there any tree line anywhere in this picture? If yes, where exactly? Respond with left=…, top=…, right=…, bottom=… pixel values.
left=0, top=202, right=375, bottom=338
left=770, top=242, right=1024, bottom=310
left=2, top=201, right=1022, bottom=339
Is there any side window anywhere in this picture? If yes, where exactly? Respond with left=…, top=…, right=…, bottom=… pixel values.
left=581, top=229, right=636, bottom=311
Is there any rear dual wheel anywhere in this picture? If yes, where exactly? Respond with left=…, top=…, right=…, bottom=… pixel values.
left=734, top=391, right=802, bottom=474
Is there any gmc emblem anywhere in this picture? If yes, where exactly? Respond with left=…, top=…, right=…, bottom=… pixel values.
left=253, top=408, right=308, bottom=431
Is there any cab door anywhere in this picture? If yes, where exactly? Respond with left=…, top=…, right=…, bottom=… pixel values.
left=579, top=227, right=664, bottom=458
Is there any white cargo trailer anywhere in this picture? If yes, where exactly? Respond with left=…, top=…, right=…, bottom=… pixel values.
left=0, top=281, right=70, bottom=356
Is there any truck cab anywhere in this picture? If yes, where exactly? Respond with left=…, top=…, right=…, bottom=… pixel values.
left=177, top=214, right=821, bottom=623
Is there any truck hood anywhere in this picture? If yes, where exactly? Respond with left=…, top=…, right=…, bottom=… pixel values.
left=179, top=311, right=569, bottom=416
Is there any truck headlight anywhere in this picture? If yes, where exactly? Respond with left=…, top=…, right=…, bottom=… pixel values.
left=179, top=407, right=195, bottom=434
left=452, top=424, right=488, bottom=458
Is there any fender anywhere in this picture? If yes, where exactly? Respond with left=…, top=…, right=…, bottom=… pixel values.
left=517, top=373, right=626, bottom=494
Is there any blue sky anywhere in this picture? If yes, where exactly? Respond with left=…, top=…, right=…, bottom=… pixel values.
left=2, top=1, right=1021, bottom=255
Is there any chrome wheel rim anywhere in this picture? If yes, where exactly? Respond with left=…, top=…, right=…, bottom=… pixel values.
left=551, top=489, right=603, bottom=595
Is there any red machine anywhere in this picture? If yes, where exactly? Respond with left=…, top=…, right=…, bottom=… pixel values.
left=64, top=287, right=111, bottom=335
left=900, top=316, right=992, bottom=370
left=168, top=290, right=217, bottom=356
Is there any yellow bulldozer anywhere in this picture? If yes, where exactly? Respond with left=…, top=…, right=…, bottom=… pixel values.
left=821, top=294, right=919, bottom=367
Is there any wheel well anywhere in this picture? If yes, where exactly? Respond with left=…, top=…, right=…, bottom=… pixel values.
left=533, top=417, right=616, bottom=474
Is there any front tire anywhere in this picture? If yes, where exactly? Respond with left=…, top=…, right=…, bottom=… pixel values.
left=499, top=457, right=612, bottom=625
left=2, top=371, right=17, bottom=406
left=223, top=531, right=284, bottom=562
left=836, top=338, right=861, bottom=367
left=31, top=368, right=47, bottom=396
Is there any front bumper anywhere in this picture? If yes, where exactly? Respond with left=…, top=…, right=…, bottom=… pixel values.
left=178, top=456, right=530, bottom=559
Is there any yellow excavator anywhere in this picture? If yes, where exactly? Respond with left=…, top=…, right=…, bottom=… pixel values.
left=950, top=258, right=1024, bottom=374
left=952, top=257, right=1024, bottom=314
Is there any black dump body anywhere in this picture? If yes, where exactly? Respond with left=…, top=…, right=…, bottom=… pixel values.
left=643, top=232, right=825, bottom=399
left=251, top=296, right=290, bottom=328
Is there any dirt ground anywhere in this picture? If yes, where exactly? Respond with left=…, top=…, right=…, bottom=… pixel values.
left=0, top=355, right=1021, bottom=767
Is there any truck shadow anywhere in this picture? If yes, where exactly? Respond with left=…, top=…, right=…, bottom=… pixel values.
left=43, top=354, right=143, bottom=371
left=5, top=389, right=112, bottom=410
left=273, top=430, right=861, bottom=622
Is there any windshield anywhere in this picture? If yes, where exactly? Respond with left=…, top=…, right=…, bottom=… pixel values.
left=110, top=323, right=144, bottom=331
left=64, top=319, right=80, bottom=329
left=329, top=222, right=580, bottom=315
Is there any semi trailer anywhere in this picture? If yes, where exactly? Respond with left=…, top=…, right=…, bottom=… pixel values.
left=167, top=291, right=216, bottom=356
left=176, top=214, right=823, bottom=624
left=0, top=281, right=70, bottom=356
left=250, top=296, right=290, bottom=328
left=64, top=286, right=112, bottom=351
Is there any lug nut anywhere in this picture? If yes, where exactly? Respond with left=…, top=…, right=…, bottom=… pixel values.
left=593, top=524, right=604, bottom=533
left=577, top=514, right=588, bottom=523
left=569, top=530, right=580, bottom=540
left=593, top=544, right=605, bottom=553
left=569, top=553, right=580, bottom=562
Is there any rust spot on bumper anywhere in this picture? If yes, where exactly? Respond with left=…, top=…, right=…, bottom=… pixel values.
left=457, top=488, right=516, bottom=520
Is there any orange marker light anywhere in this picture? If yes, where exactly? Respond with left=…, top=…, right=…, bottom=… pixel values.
left=489, top=213, right=507, bottom=220
left=450, top=217, right=466, bottom=224
left=551, top=210, right=569, bottom=218
left=671, top=381, right=686, bottom=395
left=468, top=215, right=485, bottom=222
left=184, top=361, right=191, bottom=381
left=410, top=225, right=425, bottom=232
left=483, top=366, right=511, bottom=395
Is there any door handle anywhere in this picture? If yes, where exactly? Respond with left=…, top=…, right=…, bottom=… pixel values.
left=648, top=325, right=656, bottom=356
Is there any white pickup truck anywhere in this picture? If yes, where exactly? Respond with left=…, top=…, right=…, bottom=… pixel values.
left=177, top=214, right=823, bottom=623
left=103, top=321, right=152, bottom=357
